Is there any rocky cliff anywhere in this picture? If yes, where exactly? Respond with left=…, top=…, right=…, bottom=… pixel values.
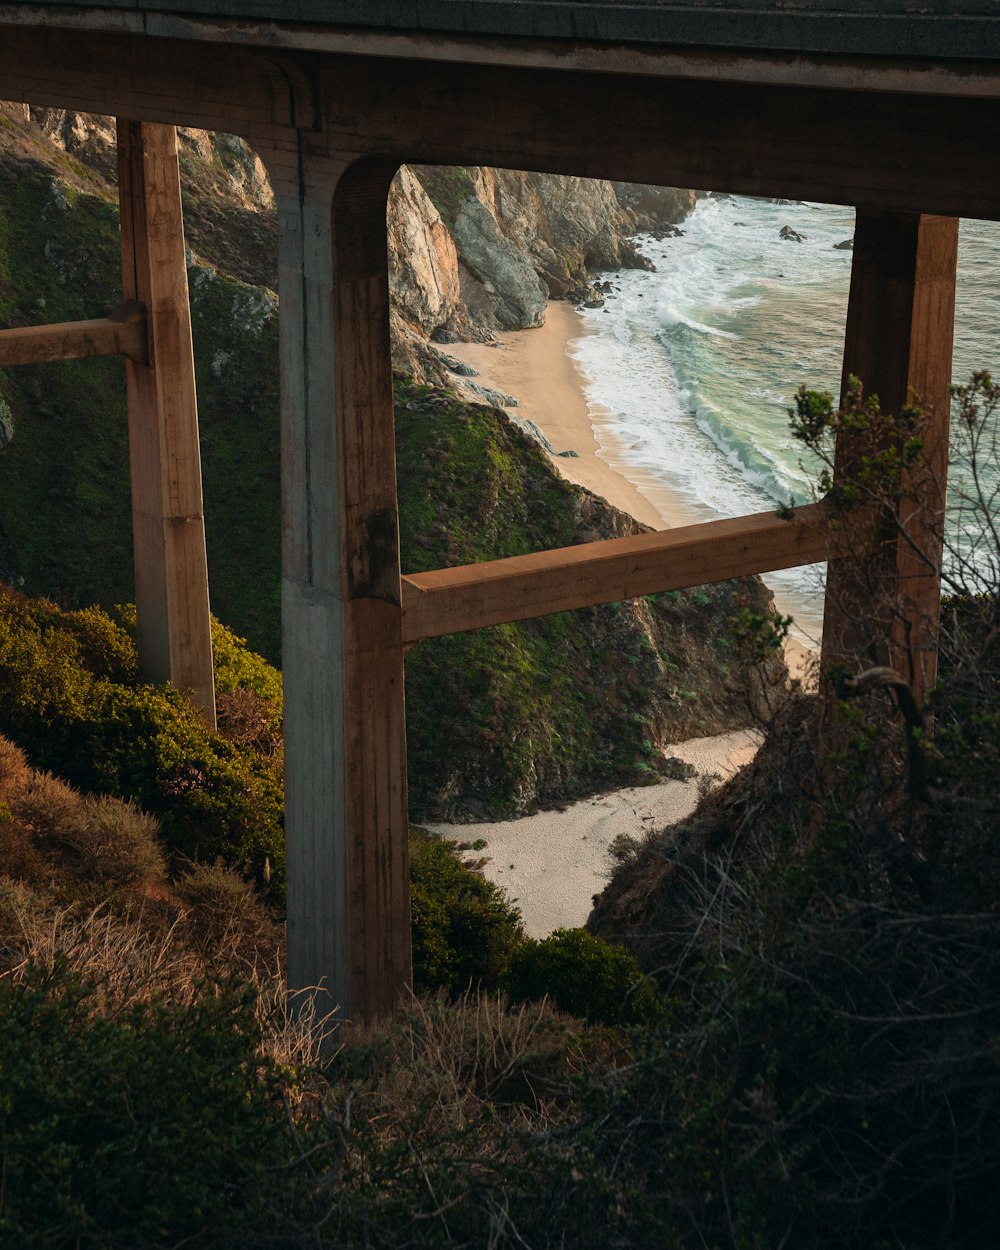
left=0, top=106, right=773, bottom=819
left=401, top=164, right=696, bottom=343
left=11, top=106, right=695, bottom=374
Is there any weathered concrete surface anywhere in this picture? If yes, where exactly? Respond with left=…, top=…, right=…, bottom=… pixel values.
left=13, top=1, right=1000, bottom=61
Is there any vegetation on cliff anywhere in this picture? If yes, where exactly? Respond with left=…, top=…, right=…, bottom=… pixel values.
left=0, top=110, right=770, bottom=818
left=397, top=379, right=774, bottom=817
left=0, top=123, right=284, bottom=657
left=585, top=376, right=1000, bottom=1249
left=5, top=634, right=996, bottom=1248
left=0, top=705, right=660, bottom=1247
left=0, top=588, right=285, bottom=887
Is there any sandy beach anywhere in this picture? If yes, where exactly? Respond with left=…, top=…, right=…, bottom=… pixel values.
left=430, top=729, right=761, bottom=938
left=447, top=302, right=704, bottom=533
left=434, top=299, right=817, bottom=936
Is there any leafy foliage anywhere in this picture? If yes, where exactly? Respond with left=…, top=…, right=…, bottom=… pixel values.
left=506, top=926, right=660, bottom=1025
left=409, top=827, right=525, bottom=995
left=0, top=965, right=289, bottom=1250
left=0, top=588, right=284, bottom=889
left=410, top=833, right=660, bottom=1030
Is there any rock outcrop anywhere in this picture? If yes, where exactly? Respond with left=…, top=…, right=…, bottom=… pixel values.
left=410, top=164, right=693, bottom=335
left=612, top=182, right=698, bottom=232
left=2, top=105, right=698, bottom=366
left=387, top=166, right=463, bottom=337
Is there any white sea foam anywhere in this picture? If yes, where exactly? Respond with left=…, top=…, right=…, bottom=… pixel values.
left=568, top=195, right=1000, bottom=643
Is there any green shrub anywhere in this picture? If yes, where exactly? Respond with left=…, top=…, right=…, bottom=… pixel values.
left=407, top=833, right=662, bottom=1028
left=506, top=927, right=661, bottom=1026
left=0, top=589, right=284, bottom=891
left=0, top=963, right=289, bottom=1249
left=409, top=828, right=525, bottom=995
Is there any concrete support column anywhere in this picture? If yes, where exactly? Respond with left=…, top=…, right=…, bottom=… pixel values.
left=117, top=119, right=216, bottom=726
left=822, top=209, right=958, bottom=707
left=274, top=144, right=410, bottom=1023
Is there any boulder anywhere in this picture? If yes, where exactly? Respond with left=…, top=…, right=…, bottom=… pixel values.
left=450, top=195, right=549, bottom=330
left=436, top=351, right=479, bottom=377
left=464, top=381, right=519, bottom=409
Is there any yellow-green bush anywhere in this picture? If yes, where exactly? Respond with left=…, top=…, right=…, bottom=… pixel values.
left=0, top=588, right=284, bottom=890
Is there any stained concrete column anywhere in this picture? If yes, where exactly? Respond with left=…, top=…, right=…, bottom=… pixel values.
left=118, top=119, right=216, bottom=726
left=822, top=209, right=958, bottom=707
left=272, top=142, right=410, bottom=1024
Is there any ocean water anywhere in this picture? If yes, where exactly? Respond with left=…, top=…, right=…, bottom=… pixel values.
left=569, top=196, right=1000, bottom=646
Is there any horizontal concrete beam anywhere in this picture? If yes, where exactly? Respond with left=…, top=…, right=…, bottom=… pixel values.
left=0, top=300, right=148, bottom=367
left=11, top=2, right=1000, bottom=64
left=401, top=502, right=828, bottom=642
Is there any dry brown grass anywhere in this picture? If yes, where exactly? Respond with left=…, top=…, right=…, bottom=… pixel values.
left=174, top=858, right=282, bottom=967
left=333, top=988, right=617, bottom=1144
left=75, top=795, right=166, bottom=886
left=0, top=734, right=170, bottom=900
left=0, top=885, right=327, bottom=1073
left=0, top=734, right=30, bottom=797
left=0, top=733, right=305, bottom=1064
left=9, top=767, right=80, bottom=840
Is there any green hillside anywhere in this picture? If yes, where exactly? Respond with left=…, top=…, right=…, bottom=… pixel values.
left=0, top=126, right=775, bottom=817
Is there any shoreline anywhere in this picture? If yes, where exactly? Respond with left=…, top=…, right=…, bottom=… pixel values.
left=430, top=301, right=820, bottom=938
left=431, top=728, right=762, bottom=939
left=445, top=303, right=687, bottom=531
left=445, top=300, right=818, bottom=682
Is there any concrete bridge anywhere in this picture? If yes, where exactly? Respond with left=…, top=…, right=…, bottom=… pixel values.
left=0, top=0, right=996, bottom=1022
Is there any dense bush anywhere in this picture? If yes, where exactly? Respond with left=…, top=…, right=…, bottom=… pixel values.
left=506, top=926, right=660, bottom=1026
left=0, top=964, right=290, bottom=1250
left=577, top=376, right=1000, bottom=1249
left=409, top=827, right=525, bottom=995
left=580, top=694, right=1000, bottom=1249
left=0, top=589, right=284, bottom=890
left=410, top=833, right=662, bottom=1030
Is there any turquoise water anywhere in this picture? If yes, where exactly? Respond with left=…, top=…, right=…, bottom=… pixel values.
left=569, top=196, right=1000, bottom=644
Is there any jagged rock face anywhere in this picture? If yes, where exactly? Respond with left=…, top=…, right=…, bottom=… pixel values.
left=181, top=128, right=273, bottom=212
left=482, top=168, right=651, bottom=288
left=410, top=165, right=694, bottom=332
left=612, top=182, right=699, bottom=229
left=28, top=107, right=119, bottom=180
left=4, top=107, right=698, bottom=351
left=387, top=166, right=463, bottom=338
left=450, top=191, right=549, bottom=330
left=27, top=110, right=274, bottom=214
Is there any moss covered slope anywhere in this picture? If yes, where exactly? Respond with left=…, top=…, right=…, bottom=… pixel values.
left=0, top=132, right=283, bottom=658
left=0, top=120, right=774, bottom=820
left=397, top=381, right=773, bottom=818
